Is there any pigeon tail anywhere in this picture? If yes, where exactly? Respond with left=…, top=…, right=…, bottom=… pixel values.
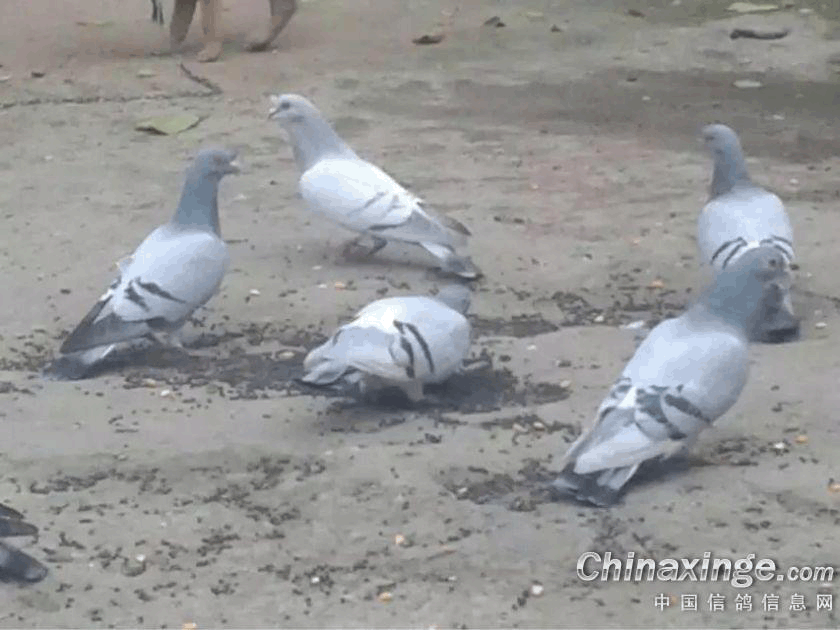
left=550, top=462, right=640, bottom=507
left=44, top=345, right=118, bottom=381
left=60, top=309, right=152, bottom=355
left=0, top=542, right=48, bottom=583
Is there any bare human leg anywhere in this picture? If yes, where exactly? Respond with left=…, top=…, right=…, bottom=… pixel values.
left=169, top=0, right=198, bottom=48
left=246, top=0, right=297, bottom=51
left=197, top=0, right=223, bottom=62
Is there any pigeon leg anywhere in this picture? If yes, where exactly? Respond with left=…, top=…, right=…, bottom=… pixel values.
left=169, top=0, right=198, bottom=47
left=197, top=0, right=223, bottom=62
left=246, top=0, right=297, bottom=51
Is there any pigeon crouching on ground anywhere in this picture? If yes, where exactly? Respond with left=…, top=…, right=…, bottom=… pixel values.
left=697, top=123, right=798, bottom=342
left=267, top=93, right=480, bottom=279
left=45, top=148, right=239, bottom=380
left=0, top=504, right=47, bottom=583
left=300, top=285, right=472, bottom=403
left=552, top=246, right=789, bottom=506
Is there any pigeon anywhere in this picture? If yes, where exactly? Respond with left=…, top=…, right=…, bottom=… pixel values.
left=47, top=148, right=239, bottom=379
left=267, top=94, right=480, bottom=279
left=0, top=503, right=47, bottom=583
left=300, top=285, right=472, bottom=402
left=552, top=246, right=789, bottom=507
left=697, top=123, right=798, bottom=342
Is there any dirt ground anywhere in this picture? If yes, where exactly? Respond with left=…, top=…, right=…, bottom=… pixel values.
left=1, top=0, right=839, bottom=627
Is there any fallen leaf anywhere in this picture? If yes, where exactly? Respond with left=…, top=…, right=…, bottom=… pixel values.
left=136, top=113, right=201, bottom=136
left=727, top=2, right=778, bottom=12
left=412, top=33, right=444, bottom=45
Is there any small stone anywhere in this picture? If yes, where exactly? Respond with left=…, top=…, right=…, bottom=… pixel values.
left=829, top=481, right=840, bottom=493
left=136, top=69, right=156, bottom=78
left=794, top=434, right=808, bottom=444
left=594, top=314, right=605, bottom=323
left=532, top=421, right=546, bottom=431
left=141, top=378, right=158, bottom=388
left=647, top=279, right=665, bottom=289
left=121, top=555, right=146, bottom=577
left=378, top=591, right=393, bottom=602
left=394, top=534, right=407, bottom=546
left=279, top=350, right=295, bottom=360
left=550, top=24, right=562, bottom=32
left=734, top=79, right=763, bottom=89
left=0, top=75, right=11, bottom=83
left=815, top=322, right=827, bottom=329
left=771, top=441, right=789, bottom=454
left=560, top=380, right=572, bottom=389
left=31, top=70, right=46, bottom=78
left=182, top=623, right=198, bottom=630
left=249, top=289, right=261, bottom=296
left=159, top=389, right=173, bottom=398
left=530, top=583, right=545, bottom=596
left=334, top=281, right=346, bottom=290
left=310, top=575, right=320, bottom=585
left=512, top=423, right=528, bottom=433
left=312, top=265, right=322, bottom=271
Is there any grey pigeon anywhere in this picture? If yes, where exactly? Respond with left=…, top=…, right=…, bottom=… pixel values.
left=267, top=94, right=480, bottom=279
left=301, top=285, right=472, bottom=402
left=697, top=123, right=798, bottom=342
left=552, top=246, right=789, bottom=506
left=48, top=148, right=239, bottom=379
left=0, top=503, right=47, bottom=583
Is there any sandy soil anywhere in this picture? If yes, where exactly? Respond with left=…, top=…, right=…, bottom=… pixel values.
left=1, top=0, right=839, bottom=627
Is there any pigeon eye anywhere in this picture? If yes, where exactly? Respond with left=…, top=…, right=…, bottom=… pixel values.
left=280, top=101, right=291, bottom=111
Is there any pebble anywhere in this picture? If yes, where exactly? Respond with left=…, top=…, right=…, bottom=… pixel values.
left=249, top=289, right=261, bottom=296
left=530, top=583, right=545, bottom=596
left=560, top=380, right=572, bottom=389
left=378, top=591, right=393, bottom=602
left=815, top=322, right=827, bottom=329
left=733, top=79, right=763, bottom=89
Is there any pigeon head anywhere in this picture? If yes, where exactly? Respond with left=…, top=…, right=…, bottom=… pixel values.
left=701, top=123, right=751, bottom=196
left=435, top=285, right=471, bottom=315
left=267, top=93, right=356, bottom=172
left=190, top=148, right=241, bottom=180
left=173, top=148, right=240, bottom=235
left=268, top=93, right=319, bottom=125
left=702, top=245, right=793, bottom=335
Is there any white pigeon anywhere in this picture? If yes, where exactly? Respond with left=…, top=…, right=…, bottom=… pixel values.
left=552, top=246, right=790, bottom=506
left=697, top=123, right=798, bottom=342
left=0, top=503, right=47, bottom=583
left=267, top=93, right=480, bottom=279
left=301, top=285, right=472, bottom=402
left=48, top=148, right=239, bottom=379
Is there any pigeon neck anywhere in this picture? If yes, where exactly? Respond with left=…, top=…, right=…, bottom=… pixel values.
left=288, top=118, right=356, bottom=172
left=710, top=148, right=751, bottom=197
left=172, top=169, right=222, bottom=235
left=693, top=273, right=764, bottom=334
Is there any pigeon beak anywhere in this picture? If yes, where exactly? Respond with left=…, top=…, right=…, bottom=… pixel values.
left=227, top=159, right=242, bottom=174
left=267, top=106, right=279, bottom=120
